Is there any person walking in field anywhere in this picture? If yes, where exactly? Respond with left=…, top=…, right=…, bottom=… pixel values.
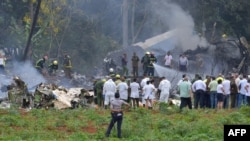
left=105, top=92, right=130, bottom=138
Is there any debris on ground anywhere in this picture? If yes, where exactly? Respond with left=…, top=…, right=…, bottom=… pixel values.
left=2, top=76, right=96, bottom=110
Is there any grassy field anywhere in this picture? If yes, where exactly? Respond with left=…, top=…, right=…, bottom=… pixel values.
left=0, top=104, right=250, bottom=141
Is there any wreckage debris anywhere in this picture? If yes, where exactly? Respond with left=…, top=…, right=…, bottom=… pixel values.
left=4, top=76, right=95, bottom=110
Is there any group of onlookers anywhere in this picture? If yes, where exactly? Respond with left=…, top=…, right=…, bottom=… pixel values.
left=178, top=73, right=250, bottom=110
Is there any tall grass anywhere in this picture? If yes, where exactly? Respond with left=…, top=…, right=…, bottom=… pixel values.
left=0, top=106, right=249, bottom=140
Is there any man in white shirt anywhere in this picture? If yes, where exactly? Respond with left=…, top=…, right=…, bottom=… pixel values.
left=238, top=74, right=248, bottom=108
left=192, top=76, right=206, bottom=109
left=158, top=77, right=171, bottom=103
left=179, top=54, right=188, bottom=72
left=140, top=75, right=150, bottom=107
left=222, top=76, right=231, bottom=109
left=143, top=80, right=156, bottom=109
left=130, top=78, right=140, bottom=108
left=244, top=79, right=250, bottom=106
left=116, top=77, right=129, bottom=102
left=164, top=51, right=172, bottom=68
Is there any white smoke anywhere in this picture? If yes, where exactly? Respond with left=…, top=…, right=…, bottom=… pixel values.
left=10, top=61, right=46, bottom=89
left=148, top=1, right=210, bottom=51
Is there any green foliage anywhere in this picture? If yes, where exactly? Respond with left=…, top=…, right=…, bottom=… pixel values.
left=68, top=132, right=89, bottom=141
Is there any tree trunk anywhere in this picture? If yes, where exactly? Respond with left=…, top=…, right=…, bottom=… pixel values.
left=122, top=0, right=129, bottom=48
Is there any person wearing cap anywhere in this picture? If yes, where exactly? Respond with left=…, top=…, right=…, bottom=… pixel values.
left=147, top=52, right=157, bottom=76
left=105, top=92, right=130, bottom=138
left=141, top=52, right=150, bottom=76
left=109, top=68, right=116, bottom=79
left=48, top=60, right=58, bottom=76
left=35, top=55, right=48, bottom=75
left=63, top=54, right=72, bottom=79
left=115, top=74, right=121, bottom=85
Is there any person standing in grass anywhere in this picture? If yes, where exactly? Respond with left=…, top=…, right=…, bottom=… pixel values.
left=208, top=76, right=218, bottom=109
left=130, top=78, right=140, bottom=108
left=140, top=74, right=150, bottom=107
left=192, top=76, right=206, bottom=109
left=116, top=77, right=129, bottom=102
left=217, top=79, right=225, bottom=109
left=106, top=92, right=130, bottom=138
left=179, top=76, right=192, bottom=110
left=103, top=77, right=116, bottom=109
left=244, top=79, right=250, bottom=106
left=158, top=77, right=171, bottom=103
left=142, top=80, right=156, bottom=109
left=230, top=75, right=238, bottom=108
left=222, top=76, right=231, bottom=109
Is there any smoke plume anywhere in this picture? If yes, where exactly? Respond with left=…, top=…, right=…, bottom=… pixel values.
left=148, top=1, right=209, bottom=51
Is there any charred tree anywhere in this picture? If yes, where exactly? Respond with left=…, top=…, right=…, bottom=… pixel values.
left=22, top=0, right=41, bottom=61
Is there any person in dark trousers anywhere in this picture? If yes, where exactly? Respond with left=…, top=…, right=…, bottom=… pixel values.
left=147, top=52, right=157, bottom=76
left=63, top=54, right=72, bottom=79
left=230, top=75, right=238, bottom=108
left=106, top=92, right=130, bottom=138
left=131, top=52, right=140, bottom=77
left=179, top=76, right=192, bottom=110
left=141, top=52, right=150, bottom=76
left=192, top=76, right=206, bottom=109
left=121, top=53, right=128, bottom=76
left=48, top=60, right=58, bottom=76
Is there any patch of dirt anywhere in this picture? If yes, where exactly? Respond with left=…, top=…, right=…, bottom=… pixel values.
left=81, top=126, right=97, bottom=134
left=19, top=109, right=29, bottom=116
left=81, top=121, right=97, bottom=134
left=11, top=126, right=22, bottom=130
left=47, top=126, right=74, bottom=133
left=0, top=110, right=8, bottom=115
